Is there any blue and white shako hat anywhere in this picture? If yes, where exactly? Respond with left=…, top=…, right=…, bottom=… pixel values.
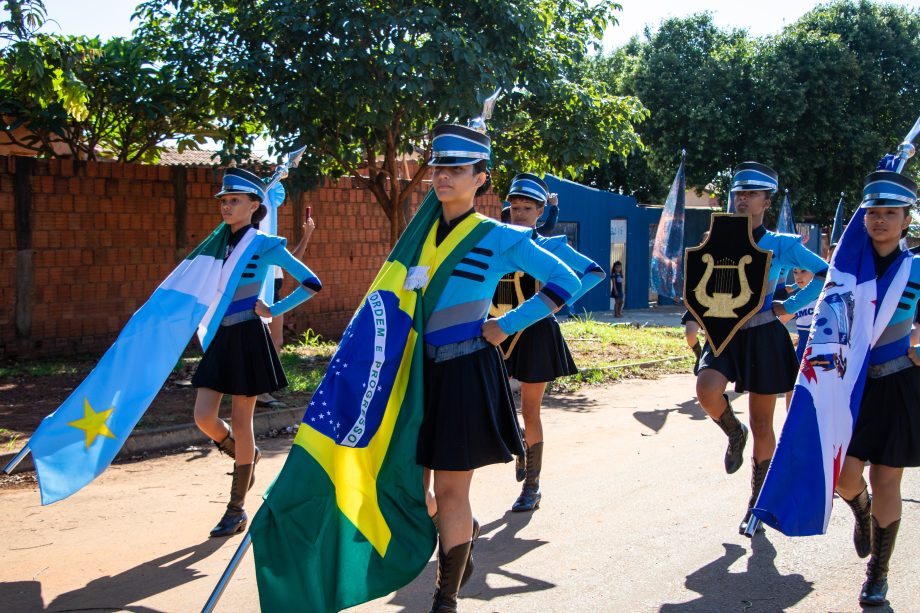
left=859, top=171, right=917, bottom=208
left=215, top=167, right=267, bottom=200
left=507, top=173, right=549, bottom=205
left=429, top=124, right=491, bottom=167
left=731, top=161, right=779, bottom=193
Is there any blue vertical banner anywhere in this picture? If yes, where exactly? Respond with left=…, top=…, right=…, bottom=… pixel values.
left=650, top=152, right=686, bottom=299
left=777, top=189, right=796, bottom=234
left=830, top=193, right=846, bottom=247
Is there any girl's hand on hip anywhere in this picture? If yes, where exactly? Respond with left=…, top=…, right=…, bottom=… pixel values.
left=481, top=319, right=509, bottom=346
left=254, top=300, right=272, bottom=318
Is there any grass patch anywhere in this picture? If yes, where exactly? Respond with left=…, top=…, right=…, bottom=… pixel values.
left=554, top=317, right=693, bottom=391
left=277, top=330, right=338, bottom=394
left=0, top=360, right=90, bottom=378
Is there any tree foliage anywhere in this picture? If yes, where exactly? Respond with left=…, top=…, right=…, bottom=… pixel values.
left=588, top=1, right=920, bottom=224
left=134, top=0, right=647, bottom=244
left=0, top=1, right=219, bottom=162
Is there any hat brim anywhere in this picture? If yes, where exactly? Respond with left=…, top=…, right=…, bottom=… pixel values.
left=429, top=156, right=482, bottom=167
left=506, top=191, right=546, bottom=205
left=215, top=187, right=263, bottom=198
left=860, top=199, right=913, bottom=208
left=730, top=185, right=776, bottom=193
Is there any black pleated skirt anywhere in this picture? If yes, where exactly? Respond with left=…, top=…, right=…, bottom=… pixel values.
left=847, top=365, right=920, bottom=467
left=698, top=318, right=798, bottom=395
left=417, top=345, right=525, bottom=471
left=502, top=317, right=578, bottom=383
left=192, top=318, right=288, bottom=397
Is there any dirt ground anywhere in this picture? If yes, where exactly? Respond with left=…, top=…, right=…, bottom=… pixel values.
left=0, top=357, right=317, bottom=447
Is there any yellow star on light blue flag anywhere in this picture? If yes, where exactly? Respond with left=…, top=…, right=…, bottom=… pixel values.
left=68, top=399, right=116, bottom=448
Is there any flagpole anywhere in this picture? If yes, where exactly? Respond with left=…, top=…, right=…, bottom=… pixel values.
left=894, top=113, right=920, bottom=174
left=201, top=532, right=252, bottom=613
left=2, top=445, right=31, bottom=475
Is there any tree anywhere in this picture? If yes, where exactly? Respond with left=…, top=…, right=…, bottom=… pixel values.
left=586, top=2, right=920, bottom=224
left=752, top=0, right=920, bottom=221
left=587, top=14, right=755, bottom=200
left=134, top=0, right=648, bottom=245
left=0, top=0, right=222, bottom=162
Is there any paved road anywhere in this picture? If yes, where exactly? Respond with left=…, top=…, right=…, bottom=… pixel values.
left=2, top=374, right=917, bottom=612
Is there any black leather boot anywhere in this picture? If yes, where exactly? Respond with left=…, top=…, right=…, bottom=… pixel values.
left=739, top=458, right=770, bottom=535
left=512, top=442, right=543, bottom=512
left=840, top=486, right=872, bottom=558
left=460, top=518, right=481, bottom=588
left=430, top=541, right=471, bottom=613
left=515, top=451, right=526, bottom=482
left=713, top=395, right=748, bottom=474
left=212, top=424, right=261, bottom=490
left=209, top=462, right=254, bottom=538
left=859, top=517, right=899, bottom=606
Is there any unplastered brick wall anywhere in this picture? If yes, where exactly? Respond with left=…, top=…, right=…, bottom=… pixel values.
left=1, top=156, right=501, bottom=358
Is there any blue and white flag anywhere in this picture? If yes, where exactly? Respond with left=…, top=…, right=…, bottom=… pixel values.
left=27, top=224, right=264, bottom=504
left=753, top=207, right=911, bottom=535
left=650, top=155, right=686, bottom=299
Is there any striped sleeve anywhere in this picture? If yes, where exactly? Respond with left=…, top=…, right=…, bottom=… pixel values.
left=495, top=233, right=580, bottom=335
left=546, top=240, right=606, bottom=304
left=262, top=243, right=323, bottom=317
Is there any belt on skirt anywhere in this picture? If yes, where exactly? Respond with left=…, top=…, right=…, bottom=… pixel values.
left=868, top=354, right=915, bottom=379
left=740, top=310, right=777, bottom=330
left=424, top=337, right=490, bottom=363
left=220, top=310, right=261, bottom=326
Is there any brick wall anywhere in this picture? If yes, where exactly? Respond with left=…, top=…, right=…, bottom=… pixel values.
left=1, top=156, right=501, bottom=358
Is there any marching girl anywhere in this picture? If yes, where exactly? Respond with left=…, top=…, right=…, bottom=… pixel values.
left=419, top=125, right=580, bottom=612
left=834, top=171, right=919, bottom=606
left=497, top=173, right=605, bottom=512
left=192, top=168, right=322, bottom=538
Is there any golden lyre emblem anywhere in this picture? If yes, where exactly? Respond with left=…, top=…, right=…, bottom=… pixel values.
left=693, top=254, right=754, bottom=318
left=490, top=272, right=539, bottom=359
left=683, top=214, right=772, bottom=356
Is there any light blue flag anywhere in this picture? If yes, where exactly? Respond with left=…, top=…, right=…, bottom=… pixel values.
left=27, top=224, right=264, bottom=504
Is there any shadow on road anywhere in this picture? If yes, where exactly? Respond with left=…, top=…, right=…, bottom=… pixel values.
left=633, top=398, right=708, bottom=435
left=0, top=538, right=226, bottom=612
left=659, top=537, right=813, bottom=612
left=543, top=393, right=603, bottom=415
left=380, top=510, right=554, bottom=611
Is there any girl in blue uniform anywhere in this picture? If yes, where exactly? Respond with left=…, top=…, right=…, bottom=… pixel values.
left=495, top=173, right=605, bottom=513
left=420, top=125, right=580, bottom=612
left=695, top=162, right=829, bottom=534
left=833, top=170, right=919, bottom=606
left=192, top=168, right=322, bottom=538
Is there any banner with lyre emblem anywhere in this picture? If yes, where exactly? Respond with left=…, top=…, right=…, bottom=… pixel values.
left=683, top=214, right=772, bottom=356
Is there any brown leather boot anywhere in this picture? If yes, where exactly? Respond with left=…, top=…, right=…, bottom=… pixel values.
left=841, top=486, right=872, bottom=558
left=859, top=517, right=899, bottom=606
left=712, top=395, right=748, bottom=474
left=212, top=424, right=261, bottom=490
left=460, top=518, right=481, bottom=588
left=738, top=458, right=770, bottom=535
left=209, top=462, right=254, bottom=538
left=512, top=442, right=543, bottom=512
left=430, top=541, right=471, bottom=613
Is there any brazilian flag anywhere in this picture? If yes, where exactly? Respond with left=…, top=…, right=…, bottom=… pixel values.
left=250, top=191, right=496, bottom=611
